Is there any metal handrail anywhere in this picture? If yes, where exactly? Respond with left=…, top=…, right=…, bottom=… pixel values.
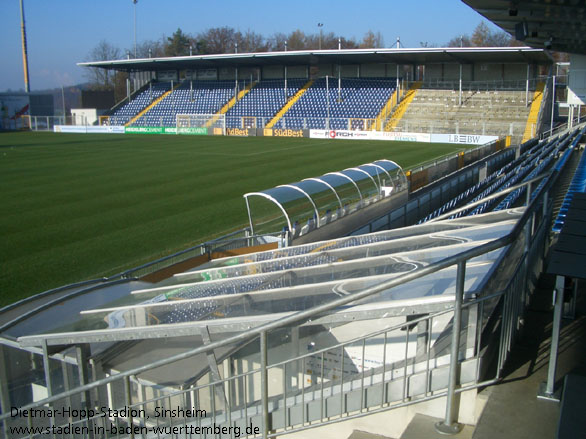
left=115, top=227, right=254, bottom=279
left=0, top=172, right=552, bottom=423
left=427, top=173, right=548, bottom=223
left=0, top=228, right=284, bottom=333
left=407, top=139, right=499, bottom=174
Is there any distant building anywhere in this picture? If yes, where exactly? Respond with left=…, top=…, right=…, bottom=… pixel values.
left=0, top=92, right=54, bottom=130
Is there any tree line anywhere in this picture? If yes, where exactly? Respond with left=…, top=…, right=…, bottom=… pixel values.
left=134, top=27, right=385, bottom=58
left=85, top=22, right=520, bottom=99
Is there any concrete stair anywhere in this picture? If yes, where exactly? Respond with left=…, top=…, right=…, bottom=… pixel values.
left=389, top=88, right=534, bottom=141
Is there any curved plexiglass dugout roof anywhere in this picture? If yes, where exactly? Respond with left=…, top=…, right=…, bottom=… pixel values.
left=243, top=160, right=407, bottom=235
left=11, top=209, right=523, bottom=347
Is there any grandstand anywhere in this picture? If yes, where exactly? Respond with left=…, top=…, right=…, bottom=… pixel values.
left=99, top=74, right=541, bottom=142
left=89, top=48, right=552, bottom=144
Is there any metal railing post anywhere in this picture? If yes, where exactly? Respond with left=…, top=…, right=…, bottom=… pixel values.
left=124, top=375, right=135, bottom=438
left=0, top=345, right=11, bottom=438
left=538, top=275, right=564, bottom=401
left=41, top=339, right=57, bottom=438
left=435, top=260, right=466, bottom=435
left=260, top=331, right=270, bottom=439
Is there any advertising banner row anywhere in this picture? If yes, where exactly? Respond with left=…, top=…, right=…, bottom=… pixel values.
left=126, top=126, right=208, bottom=135
left=54, top=126, right=208, bottom=135
left=53, top=125, right=498, bottom=145
left=308, top=130, right=498, bottom=145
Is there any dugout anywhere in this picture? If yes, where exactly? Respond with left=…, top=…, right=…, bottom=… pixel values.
left=244, top=159, right=408, bottom=241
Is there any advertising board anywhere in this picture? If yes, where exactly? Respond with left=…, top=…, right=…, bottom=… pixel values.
left=430, top=134, right=498, bottom=145
left=309, top=130, right=430, bottom=142
left=54, top=125, right=125, bottom=134
left=226, top=127, right=253, bottom=136
left=265, top=128, right=306, bottom=137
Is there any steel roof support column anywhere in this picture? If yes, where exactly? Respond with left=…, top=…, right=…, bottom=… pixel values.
left=260, top=330, right=271, bottom=439
left=397, top=63, right=400, bottom=102
left=459, top=63, right=463, bottom=106
left=526, top=64, right=530, bottom=106
left=326, top=76, right=330, bottom=130
left=435, top=260, right=465, bottom=435
left=338, top=68, right=341, bottom=102
left=550, top=75, right=556, bottom=136
left=201, top=326, right=228, bottom=407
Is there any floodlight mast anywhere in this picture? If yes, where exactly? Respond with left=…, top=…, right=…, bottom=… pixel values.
left=20, top=0, right=30, bottom=93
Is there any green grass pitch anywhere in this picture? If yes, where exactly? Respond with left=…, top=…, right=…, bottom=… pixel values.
left=0, top=132, right=473, bottom=306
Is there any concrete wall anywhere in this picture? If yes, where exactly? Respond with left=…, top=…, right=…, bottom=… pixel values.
left=504, top=63, right=528, bottom=81
left=237, top=67, right=258, bottom=80
left=341, top=64, right=360, bottom=78
left=288, top=66, right=308, bottom=78
left=425, top=64, right=443, bottom=80
left=361, top=63, right=386, bottom=77
left=316, top=64, right=335, bottom=77
left=444, top=64, right=461, bottom=81
left=263, top=65, right=283, bottom=79
left=568, top=54, right=586, bottom=105
left=474, top=63, right=503, bottom=81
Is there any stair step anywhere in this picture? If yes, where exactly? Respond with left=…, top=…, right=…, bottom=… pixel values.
left=400, top=414, right=474, bottom=439
left=348, top=430, right=396, bottom=439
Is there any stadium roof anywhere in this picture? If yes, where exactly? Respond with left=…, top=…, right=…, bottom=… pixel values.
left=78, top=47, right=552, bottom=73
left=462, top=0, right=586, bottom=55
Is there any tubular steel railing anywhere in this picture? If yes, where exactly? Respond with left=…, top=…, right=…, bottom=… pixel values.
left=0, top=167, right=557, bottom=438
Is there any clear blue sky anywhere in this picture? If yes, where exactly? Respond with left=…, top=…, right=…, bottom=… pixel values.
left=1, top=0, right=498, bottom=92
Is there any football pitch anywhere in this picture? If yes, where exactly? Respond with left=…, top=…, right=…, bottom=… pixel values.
left=0, top=131, right=473, bottom=306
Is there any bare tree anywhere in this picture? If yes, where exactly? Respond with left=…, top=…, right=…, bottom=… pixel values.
left=446, top=35, right=472, bottom=47
left=267, top=32, right=288, bottom=51
left=446, top=22, right=519, bottom=47
left=238, top=29, right=268, bottom=53
left=197, top=26, right=240, bottom=54
left=84, top=40, right=129, bottom=102
left=84, top=40, right=121, bottom=90
left=360, top=30, right=384, bottom=48
left=339, top=36, right=359, bottom=49
left=134, top=39, right=166, bottom=58
left=286, top=30, right=307, bottom=50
